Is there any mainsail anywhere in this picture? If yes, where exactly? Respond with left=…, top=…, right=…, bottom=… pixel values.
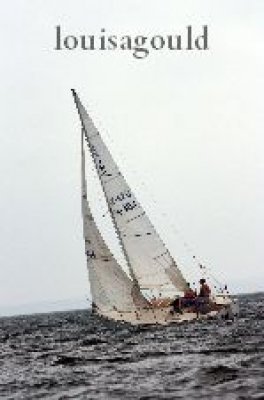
left=74, top=90, right=188, bottom=296
left=81, top=131, right=147, bottom=312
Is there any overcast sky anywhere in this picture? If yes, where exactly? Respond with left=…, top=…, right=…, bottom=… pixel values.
left=0, top=1, right=263, bottom=315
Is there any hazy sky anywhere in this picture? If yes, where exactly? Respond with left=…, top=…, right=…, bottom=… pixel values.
left=0, top=1, right=263, bottom=314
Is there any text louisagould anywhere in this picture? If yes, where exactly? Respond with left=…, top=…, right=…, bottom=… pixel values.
left=54, top=26, right=209, bottom=59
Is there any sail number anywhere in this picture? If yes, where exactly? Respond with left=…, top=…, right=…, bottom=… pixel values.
left=116, top=201, right=137, bottom=216
left=90, top=145, right=138, bottom=216
left=110, top=190, right=132, bottom=205
left=109, top=190, right=137, bottom=216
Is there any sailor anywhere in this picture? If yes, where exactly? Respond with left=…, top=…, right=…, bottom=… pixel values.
left=195, top=278, right=211, bottom=314
left=198, top=278, right=211, bottom=297
left=184, top=282, right=196, bottom=299
left=170, top=297, right=182, bottom=314
left=181, top=282, right=196, bottom=308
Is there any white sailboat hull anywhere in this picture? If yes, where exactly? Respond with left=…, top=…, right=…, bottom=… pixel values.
left=95, top=303, right=238, bottom=326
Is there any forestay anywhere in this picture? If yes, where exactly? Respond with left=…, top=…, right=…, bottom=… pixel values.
left=81, top=132, right=147, bottom=312
left=74, top=91, right=188, bottom=295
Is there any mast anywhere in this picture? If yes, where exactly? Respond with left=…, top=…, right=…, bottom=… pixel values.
left=72, top=89, right=139, bottom=286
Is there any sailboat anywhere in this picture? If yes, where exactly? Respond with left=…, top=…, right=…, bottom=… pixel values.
left=72, top=89, right=238, bottom=325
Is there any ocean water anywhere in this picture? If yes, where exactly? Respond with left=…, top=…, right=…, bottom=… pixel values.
left=0, top=293, right=263, bottom=400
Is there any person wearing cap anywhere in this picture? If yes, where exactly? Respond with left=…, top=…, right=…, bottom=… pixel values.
left=199, top=278, right=211, bottom=297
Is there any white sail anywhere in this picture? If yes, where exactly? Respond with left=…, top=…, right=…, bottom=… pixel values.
left=74, top=90, right=188, bottom=296
left=81, top=132, right=148, bottom=312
